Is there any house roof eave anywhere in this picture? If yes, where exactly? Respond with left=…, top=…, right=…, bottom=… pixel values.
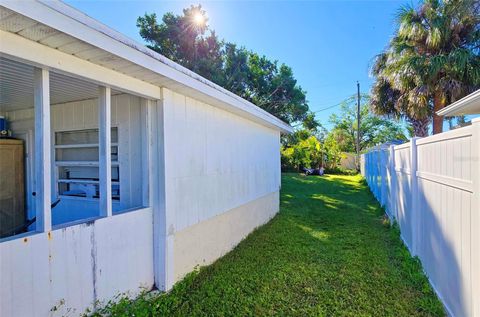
left=436, top=89, right=480, bottom=117
left=1, top=0, right=293, bottom=133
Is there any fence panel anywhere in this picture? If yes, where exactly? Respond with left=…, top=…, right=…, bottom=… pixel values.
left=393, top=142, right=415, bottom=250
left=361, top=119, right=480, bottom=317
left=416, top=127, right=474, bottom=317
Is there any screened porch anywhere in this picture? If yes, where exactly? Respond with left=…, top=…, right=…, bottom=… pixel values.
left=0, top=56, right=154, bottom=239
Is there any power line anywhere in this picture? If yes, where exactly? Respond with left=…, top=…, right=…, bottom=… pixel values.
left=312, top=80, right=370, bottom=89
left=310, top=94, right=360, bottom=114
left=291, top=90, right=366, bottom=128
left=311, top=102, right=344, bottom=113
left=291, top=120, right=336, bottom=128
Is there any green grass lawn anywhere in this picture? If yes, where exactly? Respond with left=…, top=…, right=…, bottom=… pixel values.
left=92, top=174, right=444, bottom=317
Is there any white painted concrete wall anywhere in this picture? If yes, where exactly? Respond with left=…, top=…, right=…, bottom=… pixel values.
left=0, top=207, right=154, bottom=317
left=361, top=119, right=480, bottom=317
left=174, top=191, right=279, bottom=281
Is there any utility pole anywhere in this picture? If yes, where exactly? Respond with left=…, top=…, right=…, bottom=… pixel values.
left=356, top=81, right=361, bottom=171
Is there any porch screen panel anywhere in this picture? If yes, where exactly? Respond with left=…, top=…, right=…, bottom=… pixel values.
left=53, top=127, right=120, bottom=224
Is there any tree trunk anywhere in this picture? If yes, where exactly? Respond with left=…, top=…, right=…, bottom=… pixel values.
left=411, top=117, right=430, bottom=137
left=433, top=91, right=446, bottom=134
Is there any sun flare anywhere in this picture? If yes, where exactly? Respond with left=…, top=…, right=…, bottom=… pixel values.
left=193, top=12, right=205, bottom=26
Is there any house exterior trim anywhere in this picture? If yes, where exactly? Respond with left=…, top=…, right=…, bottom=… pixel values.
left=436, top=89, right=480, bottom=116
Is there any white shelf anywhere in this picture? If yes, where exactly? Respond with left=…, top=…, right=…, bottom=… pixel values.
left=59, top=195, right=121, bottom=202
left=55, top=143, right=118, bottom=149
left=56, top=161, right=119, bottom=167
left=58, top=179, right=120, bottom=185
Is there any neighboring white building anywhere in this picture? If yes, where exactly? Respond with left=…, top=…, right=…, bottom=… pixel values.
left=437, top=89, right=480, bottom=117
left=0, top=1, right=292, bottom=316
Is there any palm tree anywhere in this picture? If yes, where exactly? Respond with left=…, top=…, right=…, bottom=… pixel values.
left=371, top=53, right=431, bottom=137
left=371, top=0, right=480, bottom=135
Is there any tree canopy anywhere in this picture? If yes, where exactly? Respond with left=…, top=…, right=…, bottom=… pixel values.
left=328, top=95, right=408, bottom=153
left=281, top=95, right=407, bottom=172
left=137, top=5, right=309, bottom=124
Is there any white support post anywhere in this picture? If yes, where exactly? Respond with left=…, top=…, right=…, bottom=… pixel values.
left=471, top=118, right=480, bottom=316
left=34, top=67, right=52, bottom=232
left=368, top=152, right=371, bottom=186
left=381, top=149, right=387, bottom=207
left=389, top=145, right=397, bottom=221
left=410, top=137, right=419, bottom=256
left=377, top=149, right=381, bottom=200
left=365, top=152, right=372, bottom=184
left=98, top=86, right=112, bottom=217
left=151, top=99, right=162, bottom=288
left=152, top=93, right=175, bottom=291
left=141, top=99, right=153, bottom=208
left=369, top=152, right=372, bottom=189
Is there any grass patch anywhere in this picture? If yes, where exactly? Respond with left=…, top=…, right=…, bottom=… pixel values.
left=90, top=174, right=444, bottom=316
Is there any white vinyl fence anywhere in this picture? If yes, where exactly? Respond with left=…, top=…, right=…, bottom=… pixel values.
left=361, top=118, right=480, bottom=317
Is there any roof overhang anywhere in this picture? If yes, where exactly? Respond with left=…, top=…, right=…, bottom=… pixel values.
left=436, top=89, right=480, bottom=117
left=0, top=0, right=293, bottom=133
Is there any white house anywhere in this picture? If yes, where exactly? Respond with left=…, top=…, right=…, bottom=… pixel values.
left=0, top=1, right=292, bottom=316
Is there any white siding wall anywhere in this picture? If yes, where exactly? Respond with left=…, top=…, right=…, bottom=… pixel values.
left=0, top=207, right=154, bottom=317
left=361, top=120, right=480, bottom=317
left=162, top=88, right=281, bottom=233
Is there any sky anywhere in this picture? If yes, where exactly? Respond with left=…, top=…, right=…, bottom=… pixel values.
left=66, top=0, right=405, bottom=129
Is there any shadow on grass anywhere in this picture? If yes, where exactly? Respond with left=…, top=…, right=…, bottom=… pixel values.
left=89, top=173, right=445, bottom=317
